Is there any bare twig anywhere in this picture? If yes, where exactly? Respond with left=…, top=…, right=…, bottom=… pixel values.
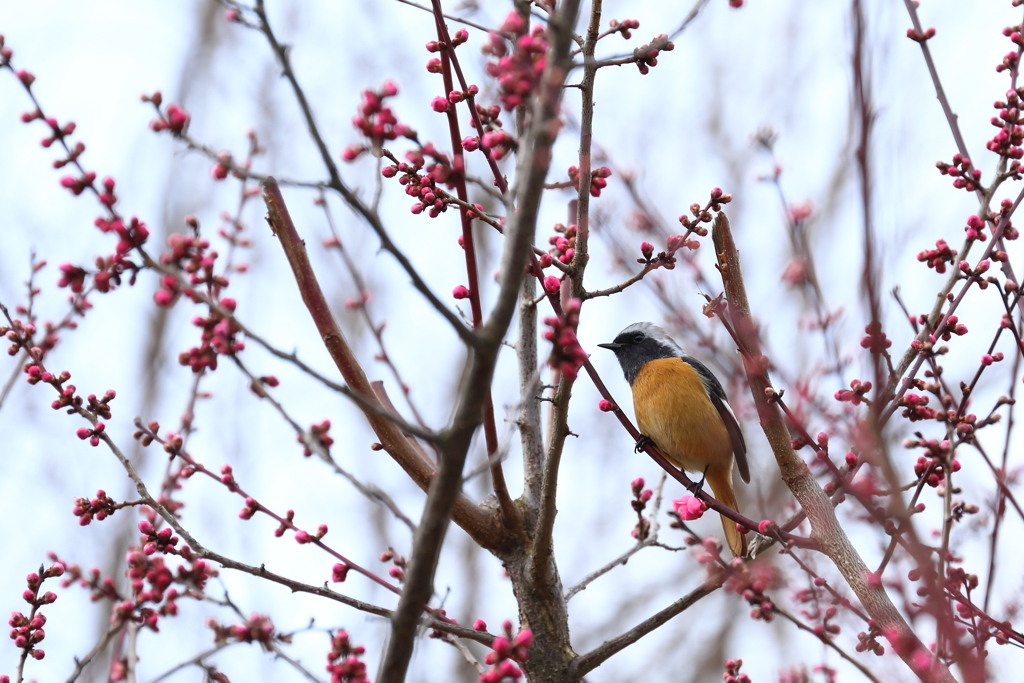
left=569, top=579, right=722, bottom=677
left=64, top=622, right=124, bottom=683
left=773, top=607, right=882, bottom=683
left=235, top=358, right=418, bottom=531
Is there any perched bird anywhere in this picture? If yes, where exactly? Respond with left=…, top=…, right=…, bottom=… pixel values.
left=599, top=322, right=750, bottom=556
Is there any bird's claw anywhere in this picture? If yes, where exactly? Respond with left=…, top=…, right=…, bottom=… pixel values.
left=634, top=435, right=654, bottom=454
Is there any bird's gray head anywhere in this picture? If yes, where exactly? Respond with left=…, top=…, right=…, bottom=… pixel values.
left=597, top=322, right=685, bottom=384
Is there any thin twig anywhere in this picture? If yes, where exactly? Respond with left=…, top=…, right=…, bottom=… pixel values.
left=773, top=607, right=882, bottom=683
left=569, top=579, right=722, bottom=677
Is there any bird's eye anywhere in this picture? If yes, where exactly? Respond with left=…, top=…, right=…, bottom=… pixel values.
left=632, top=333, right=645, bottom=343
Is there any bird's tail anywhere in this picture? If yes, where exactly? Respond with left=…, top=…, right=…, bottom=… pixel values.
left=706, top=466, right=746, bottom=557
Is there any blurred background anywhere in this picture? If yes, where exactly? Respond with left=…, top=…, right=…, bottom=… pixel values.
left=0, top=1, right=1021, bottom=681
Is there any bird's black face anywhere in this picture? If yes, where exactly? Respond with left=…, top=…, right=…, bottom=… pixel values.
left=598, top=324, right=680, bottom=385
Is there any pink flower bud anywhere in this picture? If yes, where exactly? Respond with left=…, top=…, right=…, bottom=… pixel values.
left=452, top=285, right=471, bottom=300
left=431, top=97, right=449, bottom=113
left=513, top=629, right=533, bottom=649
left=341, top=145, right=364, bottom=162
left=598, top=399, right=615, bottom=412
left=542, top=276, right=560, bottom=294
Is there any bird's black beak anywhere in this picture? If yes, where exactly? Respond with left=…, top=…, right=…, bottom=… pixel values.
left=597, top=342, right=621, bottom=350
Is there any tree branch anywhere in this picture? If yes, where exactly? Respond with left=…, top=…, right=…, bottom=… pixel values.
left=711, top=211, right=955, bottom=682
left=261, top=178, right=502, bottom=548
left=569, top=579, right=722, bottom=678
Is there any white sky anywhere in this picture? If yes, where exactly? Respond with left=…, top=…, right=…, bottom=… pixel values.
left=0, top=1, right=1021, bottom=682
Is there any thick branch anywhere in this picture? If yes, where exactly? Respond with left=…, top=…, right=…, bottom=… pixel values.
left=261, top=178, right=502, bottom=548
left=711, top=212, right=955, bottom=682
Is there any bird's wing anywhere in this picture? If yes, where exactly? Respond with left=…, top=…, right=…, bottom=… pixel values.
left=683, top=356, right=750, bottom=484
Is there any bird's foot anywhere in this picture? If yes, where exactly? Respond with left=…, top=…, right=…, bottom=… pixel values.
left=690, top=465, right=709, bottom=497
left=634, top=435, right=654, bottom=454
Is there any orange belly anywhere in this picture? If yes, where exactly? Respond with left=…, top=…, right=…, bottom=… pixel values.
left=631, top=357, right=733, bottom=473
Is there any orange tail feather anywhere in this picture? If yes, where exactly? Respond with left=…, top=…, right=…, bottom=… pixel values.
left=706, top=466, right=746, bottom=557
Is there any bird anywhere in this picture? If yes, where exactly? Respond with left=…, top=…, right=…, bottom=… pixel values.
left=598, top=322, right=750, bottom=557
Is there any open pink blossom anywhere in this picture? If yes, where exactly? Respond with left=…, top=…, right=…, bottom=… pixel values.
left=672, top=495, right=707, bottom=521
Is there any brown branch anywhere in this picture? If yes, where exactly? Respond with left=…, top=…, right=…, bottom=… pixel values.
left=375, top=1, right=601, bottom=677
left=581, top=263, right=657, bottom=300
left=568, top=0, right=602, bottom=297
left=261, top=178, right=502, bottom=548
left=431, top=2, right=519, bottom=531
left=711, top=211, right=955, bottom=682
left=518, top=270, right=545, bottom=508
left=379, top=0, right=585, bottom=673
left=568, top=579, right=722, bottom=678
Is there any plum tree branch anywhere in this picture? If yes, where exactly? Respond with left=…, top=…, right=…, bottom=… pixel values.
left=261, top=177, right=503, bottom=549
left=711, top=211, right=956, bottom=682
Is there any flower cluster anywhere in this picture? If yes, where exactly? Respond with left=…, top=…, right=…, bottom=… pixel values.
left=724, top=560, right=781, bottom=623
left=8, top=563, right=64, bottom=663
left=908, top=437, right=960, bottom=488
left=542, top=299, right=587, bottom=381
left=462, top=102, right=514, bottom=160
left=178, top=298, right=245, bottom=372
left=155, top=232, right=223, bottom=306
left=383, top=144, right=463, bottom=217
left=546, top=222, right=576, bottom=265
left=144, top=92, right=190, bottom=135
left=72, top=489, right=117, bottom=526
left=567, top=164, right=612, bottom=197
left=833, top=378, right=872, bottom=405
left=898, top=393, right=936, bottom=422
left=630, top=477, right=653, bottom=540
left=723, top=658, right=751, bottom=683
left=300, top=419, right=334, bottom=457
left=343, top=81, right=416, bottom=161
left=607, top=18, right=640, bottom=40
left=917, top=238, right=956, bottom=273
left=855, top=621, right=886, bottom=656
left=632, top=34, right=675, bottom=75
left=859, top=321, right=891, bottom=354
left=987, top=88, right=1024, bottom=172
left=326, top=629, right=369, bottom=683
left=379, top=548, right=408, bottom=583
left=638, top=235, right=692, bottom=269
left=119, top=535, right=216, bottom=633
left=208, top=613, right=276, bottom=649
left=480, top=622, right=532, bottom=683
left=906, top=27, right=936, bottom=43
left=483, top=12, right=548, bottom=111
left=935, top=154, right=981, bottom=192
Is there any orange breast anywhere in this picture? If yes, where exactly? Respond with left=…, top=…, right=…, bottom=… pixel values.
left=631, top=358, right=733, bottom=473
